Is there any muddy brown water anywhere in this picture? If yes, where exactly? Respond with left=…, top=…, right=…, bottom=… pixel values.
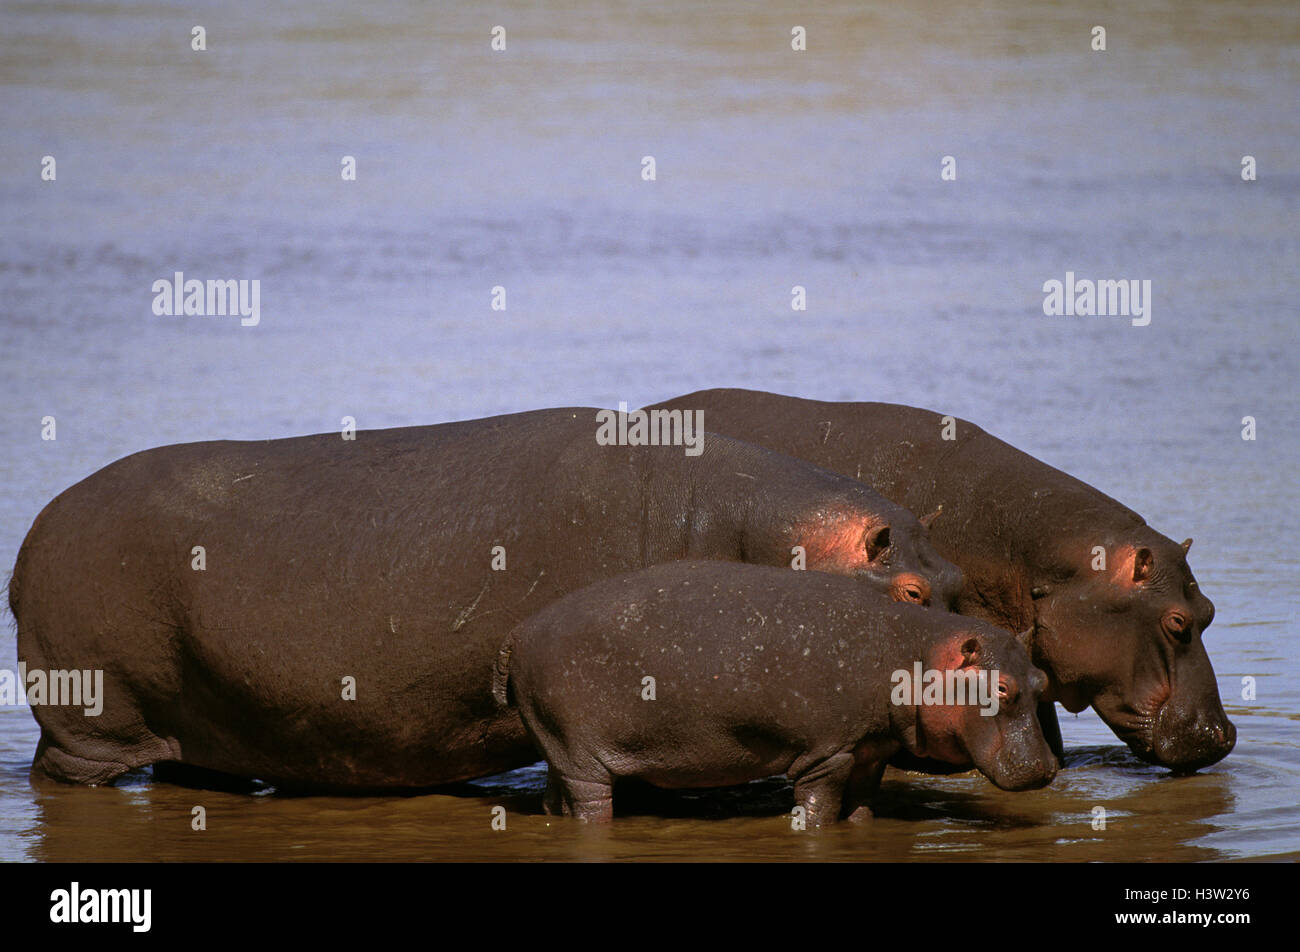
left=3, top=746, right=1279, bottom=862
left=1, top=0, right=1297, bottom=860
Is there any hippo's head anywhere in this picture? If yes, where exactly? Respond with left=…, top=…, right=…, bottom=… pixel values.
left=1030, top=534, right=1235, bottom=772
left=904, top=625, right=1058, bottom=791
left=797, top=503, right=964, bottom=610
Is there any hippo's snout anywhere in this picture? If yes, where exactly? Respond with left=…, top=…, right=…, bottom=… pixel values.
left=987, top=747, right=1058, bottom=791
left=1150, top=704, right=1237, bottom=772
left=978, top=719, right=1059, bottom=792
left=996, top=760, right=1058, bottom=791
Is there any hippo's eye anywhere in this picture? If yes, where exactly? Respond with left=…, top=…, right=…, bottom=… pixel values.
left=1163, top=612, right=1191, bottom=645
left=891, top=575, right=931, bottom=606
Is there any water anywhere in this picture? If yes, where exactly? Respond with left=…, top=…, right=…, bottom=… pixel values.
left=0, top=0, right=1296, bottom=861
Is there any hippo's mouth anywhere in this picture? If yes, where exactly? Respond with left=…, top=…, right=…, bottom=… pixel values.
left=1107, top=703, right=1237, bottom=772
left=1114, top=725, right=1159, bottom=762
left=1097, top=683, right=1172, bottom=765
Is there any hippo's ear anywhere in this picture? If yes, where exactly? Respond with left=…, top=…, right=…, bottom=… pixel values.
left=959, top=636, right=980, bottom=668
left=919, top=506, right=943, bottom=530
left=1132, top=547, right=1154, bottom=583
left=1016, top=625, right=1034, bottom=649
left=863, top=524, right=891, bottom=561
left=1181, top=538, right=1193, bottom=556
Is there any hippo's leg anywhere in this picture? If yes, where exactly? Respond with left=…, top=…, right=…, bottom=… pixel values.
left=31, top=730, right=136, bottom=786
left=842, top=757, right=889, bottom=823
left=552, top=775, right=614, bottom=822
left=544, top=765, right=566, bottom=816
left=539, top=751, right=615, bottom=821
left=790, top=751, right=855, bottom=826
left=23, top=625, right=179, bottom=785
left=1038, top=702, right=1065, bottom=764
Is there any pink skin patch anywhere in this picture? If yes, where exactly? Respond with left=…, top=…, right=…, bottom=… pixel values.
left=795, top=513, right=878, bottom=571
left=1110, top=544, right=1152, bottom=586
left=795, top=512, right=930, bottom=604
left=917, top=635, right=987, bottom=762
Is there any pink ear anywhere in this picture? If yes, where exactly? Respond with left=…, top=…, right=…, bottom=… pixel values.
left=919, top=505, right=943, bottom=530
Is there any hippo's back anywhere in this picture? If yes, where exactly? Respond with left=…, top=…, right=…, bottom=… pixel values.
left=648, top=388, right=1146, bottom=529
left=503, top=560, right=951, bottom=735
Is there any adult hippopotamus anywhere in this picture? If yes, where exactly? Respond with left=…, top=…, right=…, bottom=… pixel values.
left=644, top=389, right=1235, bottom=771
left=9, top=407, right=961, bottom=789
left=494, top=560, right=1057, bottom=823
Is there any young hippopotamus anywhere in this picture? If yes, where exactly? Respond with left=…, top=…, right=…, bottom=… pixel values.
left=493, top=561, right=1058, bottom=824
